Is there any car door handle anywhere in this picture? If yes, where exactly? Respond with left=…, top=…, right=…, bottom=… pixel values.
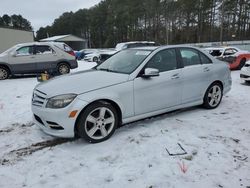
left=171, top=74, right=180, bottom=80
left=203, top=67, right=210, bottom=72
left=30, top=56, right=35, bottom=58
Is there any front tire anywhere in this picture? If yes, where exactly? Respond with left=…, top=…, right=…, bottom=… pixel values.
left=76, top=102, right=118, bottom=143
left=0, top=66, right=10, bottom=80
left=57, top=63, right=70, bottom=75
left=203, top=83, right=223, bottom=109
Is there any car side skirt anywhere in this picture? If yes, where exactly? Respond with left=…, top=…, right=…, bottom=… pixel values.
left=122, top=100, right=202, bottom=124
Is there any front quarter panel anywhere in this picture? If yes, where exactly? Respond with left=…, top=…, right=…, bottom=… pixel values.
left=77, top=81, right=134, bottom=120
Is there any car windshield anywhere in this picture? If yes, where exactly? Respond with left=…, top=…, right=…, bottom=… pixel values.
left=96, top=49, right=152, bottom=74
left=115, top=43, right=126, bottom=51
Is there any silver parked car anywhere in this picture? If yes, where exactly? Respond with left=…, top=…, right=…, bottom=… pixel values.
left=32, top=46, right=232, bottom=143
left=0, top=42, right=78, bottom=80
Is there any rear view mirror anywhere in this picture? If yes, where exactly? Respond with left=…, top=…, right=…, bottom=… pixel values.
left=142, top=68, right=159, bottom=78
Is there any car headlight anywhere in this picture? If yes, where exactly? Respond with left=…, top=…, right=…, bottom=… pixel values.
left=46, top=94, right=77, bottom=109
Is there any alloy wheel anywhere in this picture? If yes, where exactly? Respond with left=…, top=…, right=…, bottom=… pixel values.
left=0, top=68, right=8, bottom=80
left=84, top=107, right=115, bottom=140
left=58, top=64, right=70, bottom=74
left=207, top=85, right=222, bottom=107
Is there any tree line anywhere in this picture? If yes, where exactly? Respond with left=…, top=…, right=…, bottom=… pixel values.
left=36, top=0, right=250, bottom=48
left=0, top=14, right=32, bottom=31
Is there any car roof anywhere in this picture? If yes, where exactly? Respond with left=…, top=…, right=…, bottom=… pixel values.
left=13, top=41, right=65, bottom=47
left=131, top=45, right=204, bottom=51
left=205, top=47, right=224, bottom=50
left=117, top=41, right=156, bottom=45
left=131, top=46, right=159, bottom=51
left=205, top=46, right=240, bottom=50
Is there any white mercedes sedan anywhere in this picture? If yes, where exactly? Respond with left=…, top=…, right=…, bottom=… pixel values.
left=32, top=46, right=232, bottom=143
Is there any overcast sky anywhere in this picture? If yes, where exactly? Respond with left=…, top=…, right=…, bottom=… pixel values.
left=0, top=0, right=101, bottom=32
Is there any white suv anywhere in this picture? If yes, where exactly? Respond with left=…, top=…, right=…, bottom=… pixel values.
left=0, top=42, right=78, bottom=80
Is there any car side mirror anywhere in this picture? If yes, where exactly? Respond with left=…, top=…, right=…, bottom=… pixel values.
left=142, top=68, right=159, bottom=78
left=11, top=51, right=17, bottom=57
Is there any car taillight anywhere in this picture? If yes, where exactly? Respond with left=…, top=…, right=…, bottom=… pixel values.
left=67, top=51, right=75, bottom=57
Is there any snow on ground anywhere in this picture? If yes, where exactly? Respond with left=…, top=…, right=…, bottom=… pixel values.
left=0, top=61, right=250, bottom=188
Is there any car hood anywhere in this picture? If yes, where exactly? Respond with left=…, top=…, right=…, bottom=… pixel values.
left=85, top=53, right=99, bottom=58
left=35, top=69, right=129, bottom=97
left=100, top=50, right=118, bottom=55
left=0, top=53, right=7, bottom=61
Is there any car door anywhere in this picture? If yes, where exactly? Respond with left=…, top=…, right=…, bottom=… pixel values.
left=133, top=48, right=182, bottom=115
left=9, top=45, right=36, bottom=73
left=34, top=45, right=58, bottom=72
left=179, top=48, right=212, bottom=104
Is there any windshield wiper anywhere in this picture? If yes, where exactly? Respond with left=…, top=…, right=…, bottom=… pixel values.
left=98, top=68, right=110, bottom=72
left=98, top=68, right=120, bottom=73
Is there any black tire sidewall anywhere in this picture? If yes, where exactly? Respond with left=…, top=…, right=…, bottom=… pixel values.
left=76, top=102, right=118, bottom=143
left=203, top=83, right=223, bottom=109
left=0, top=66, right=9, bottom=80
left=93, top=57, right=98, bottom=62
left=57, top=63, right=70, bottom=74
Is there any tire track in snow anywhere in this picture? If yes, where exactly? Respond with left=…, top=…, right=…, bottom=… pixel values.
left=1, top=138, right=76, bottom=165
left=0, top=122, right=34, bottom=135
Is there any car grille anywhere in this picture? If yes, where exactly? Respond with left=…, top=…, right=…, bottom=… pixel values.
left=32, top=89, right=47, bottom=107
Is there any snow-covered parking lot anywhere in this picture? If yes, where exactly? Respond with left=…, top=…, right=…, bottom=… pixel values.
left=0, top=61, right=250, bottom=188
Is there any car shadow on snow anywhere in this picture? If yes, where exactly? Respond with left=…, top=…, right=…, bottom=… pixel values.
left=0, top=138, right=76, bottom=165
left=10, top=74, right=37, bottom=79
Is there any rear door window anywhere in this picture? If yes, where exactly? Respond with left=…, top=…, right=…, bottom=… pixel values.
left=180, top=48, right=201, bottom=67
left=55, top=43, right=73, bottom=52
left=224, top=48, right=238, bottom=56
left=35, top=45, right=55, bottom=55
left=200, top=52, right=212, bottom=64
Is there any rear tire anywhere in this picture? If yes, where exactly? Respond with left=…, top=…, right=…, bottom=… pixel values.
left=0, top=66, right=10, bottom=80
left=57, top=63, right=70, bottom=75
left=93, top=57, right=98, bottom=62
left=203, top=83, right=223, bottom=109
left=76, top=101, right=118, bottom=143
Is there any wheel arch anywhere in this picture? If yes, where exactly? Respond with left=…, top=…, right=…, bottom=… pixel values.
left=57, top=61, right=70, bottom=68
left=238, top=57, right=246, bottom=69
left=203, top=80, right=224, bottom=100
left=74, top=99, right=122, bottom=137
left=0, top=63, right=11, bottom=74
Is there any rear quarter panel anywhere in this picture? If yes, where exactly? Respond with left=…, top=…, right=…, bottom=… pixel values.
left=211, top=60, right=232, bottom=94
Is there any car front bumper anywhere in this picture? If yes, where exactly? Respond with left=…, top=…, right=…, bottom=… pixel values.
left=32, top=98, right=89, bottom=138
left=83, top=57, right=92, bottom=62
left=240, top=66, right=250, bottom=81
